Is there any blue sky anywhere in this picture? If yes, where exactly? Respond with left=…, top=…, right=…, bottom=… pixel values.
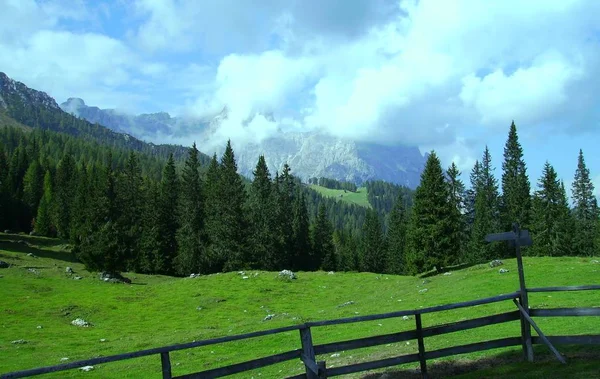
left=0, top=0, right=599, bottom=197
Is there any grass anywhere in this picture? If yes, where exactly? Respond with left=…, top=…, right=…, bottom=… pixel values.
left=309, top=185, right=371, bottom=208
left=0, top=232, right=599, bottom=378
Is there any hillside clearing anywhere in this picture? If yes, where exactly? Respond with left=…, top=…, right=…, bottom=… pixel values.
left=0, top=232, right=599, bottom=378
left=309, top=185, right=371, bottom=208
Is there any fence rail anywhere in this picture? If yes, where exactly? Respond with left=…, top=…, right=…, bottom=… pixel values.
left=2, top=284, right=599, bottom=379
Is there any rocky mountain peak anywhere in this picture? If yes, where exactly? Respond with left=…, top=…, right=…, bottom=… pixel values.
left=0, top=72, right=60, bottom=111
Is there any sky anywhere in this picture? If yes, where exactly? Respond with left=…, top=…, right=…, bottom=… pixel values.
left=0, top=0, right=599, bottom=197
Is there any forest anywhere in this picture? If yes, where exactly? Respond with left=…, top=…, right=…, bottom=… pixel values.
left=0, top=121, right=598, bottom=277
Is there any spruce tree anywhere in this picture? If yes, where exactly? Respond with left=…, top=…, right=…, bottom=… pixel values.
left=531, top=162, right=573, bottom=256
left=311, top=204, right=334, bottom=271
left=386, top=192, right=407, bottom=274
left=175, top=143, right=206, bottom=275
left=22, top=159, right=44, bottom=216
left=248, top=155, right=278, bottom=269
left=291, top=190, right=311, bottom=271
left=405, top=151, right=454, bottom=274
left=34, top=171, right=54, bottom=236
left=205, top=141, right=248, bottom=272
left=465, top=160, right=482, bottom=231
left=54, top=153, right=76, bottom=239
left=446, top=162, right=466, bottom=264
left=571, top=150, right=598, bottom=256
left=118, top=152, right=144, bottom=270
left=69, top=164, right=90, bottom=244
left=277, top=163, right=296, bottom=267
left=469, top=147, right=502, bottom=262
left=139, top=179, right=162, bottom=273
left=156, top=154, right=179, bottom=274
left=501, top=121, right=531, bottom=232
left=361, top=209, right=386, bottom=273
left=204, top=153, right=223, bottom=272
left=0, top=143, right=8, bottom=230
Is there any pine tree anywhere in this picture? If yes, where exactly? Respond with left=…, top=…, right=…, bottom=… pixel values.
left=311, top=204, right=334, bottom=271
left=54, top=153, right=77, bottom=239
left=405, top=151, right=454, bottom=274
left=139, top=179, right=162, bottom=273
left=69, top=164, right=90, bottom=244
left=117, top=152, right=144, bottom=270
left=204, top=141, right=248, bottom=272
left=501, top=121, right=531, bottom=232
left=277, top=163, right=296, bottom=267
left=34, top=171, right=54, bottom=236
left=0, top=142, right=8, bottom=230
left=204, top=153, right=223, bottom=272
left=175, top=143, right=205, bottom=275
left=446, top=162, right=466, bottom=264
left=465, top=160, right=482, bottom=231
left=156, top=154, right=179, bottom=274
left=22, top=159, right=44, bottom=216
left=361, top=209, right=386, bottom=273
left=468, top=147, right=502, bottom=262
left=386, top=192, right=408, bottom=274
left=531, top=162, right=573, bottom=256
left=291, top=190, right=311, bottom=271
left=248, top=155, right=278, bottom=269
left=571, top=150, right=598, bottom=256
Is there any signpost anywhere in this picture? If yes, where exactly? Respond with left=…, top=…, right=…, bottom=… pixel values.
left=485, top=223, right=534, bottom=362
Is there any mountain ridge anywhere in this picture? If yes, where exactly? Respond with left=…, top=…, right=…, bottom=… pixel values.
left=60, top=97, right=426, bottom=188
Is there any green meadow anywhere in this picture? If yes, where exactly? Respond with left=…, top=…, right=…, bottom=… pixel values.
left=1, top=233, right=598, bottom=378
left=308, top=185, right=371, bottom=208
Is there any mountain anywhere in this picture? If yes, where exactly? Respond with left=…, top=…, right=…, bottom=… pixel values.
left=0, top=72, right=202, bottom=163
left=60, top=98, right=426, bottom=188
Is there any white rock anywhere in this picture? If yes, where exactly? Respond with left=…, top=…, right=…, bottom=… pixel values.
left=419, top=288, right=428, bottom=293
left=499, top=268, right=509, bottom=274
left=100, top=339, right=107, bottom=342
left=330, top=353, right=340, bottom=357
left=60, top=358, right=69, bottom=362
left=402, top=316, right=411, bottom=321
left=327, top=271, right=335, bottom=275
left=80, top=366, right=94, bottom=372
left=443, top=272, right=452, bottom=276
left=263, top=314, right=275, bottom=321
left=278, top=270, right=297, bottom=280
left=36, top=325, right=42, bottom=329
left=71, top=318, right=90, bottom=327
left=242, top=276, right=249, bottom=279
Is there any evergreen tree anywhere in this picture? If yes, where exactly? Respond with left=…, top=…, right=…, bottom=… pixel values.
left=531, top=162, right=573, bottom=256
left=291, top=190, right=312, bottom=271
left=76, top=157, right=124, bottom=274
left=465, top=160, right=482, bottom=231
left=311, top=204, right=334, bottom=271
left=175, top=143, right=205, bottom=275
left=571, top=150, right=598, bottom=256
left=139, top=180, right=162, bottom=273
left=205, top=141, right=248, bottom=272
left=156, top=154, right=179, bottom=274
left=277, top=163, right=296, bottom=267
left=248, top=155, right=278, bottom=269
left=34, top=171, right=54, bottom=236
left=22, top=159, right=44, bottom=216
left=69, top=165, right=90, bottom=244
left=386, top=192, right=408, bottom=274
left=446, top=162, right=466, bottom=264
left=118, top=152, right=144, bottom=270
left=501, top=121, right=531, bottom=231
left=469, top=147, right=502, bottom=261
left=0, top=143, right=9, bottom=230
left=361, top=209, right=386, bottom=273
left=405, top=151, right=454, bottom=274
left=204, top=153, right=223, bottom=272
left=54, top=153, right=76, bottom=238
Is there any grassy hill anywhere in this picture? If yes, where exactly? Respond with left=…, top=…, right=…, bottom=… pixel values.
left=309, top=185, right=371, bottom=208
left=0, top=233, right=599, bottom=378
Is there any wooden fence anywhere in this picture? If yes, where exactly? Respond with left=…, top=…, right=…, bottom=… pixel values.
left=2, top=224, right=599, bottom=378
left=2, top=285, right=599, bottom=379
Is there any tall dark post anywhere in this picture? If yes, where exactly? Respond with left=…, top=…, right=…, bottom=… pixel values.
left=513, top=223, right=534, bottom=362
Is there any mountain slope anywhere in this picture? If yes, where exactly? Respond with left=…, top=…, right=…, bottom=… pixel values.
left=0, top=72, right=206, bottom=164
left=60, top=98, right=426, bottom=188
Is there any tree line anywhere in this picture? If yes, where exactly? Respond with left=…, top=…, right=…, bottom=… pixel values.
left=308, top=177, right=358, bottom=192
left=1, top=121, right=598, bottom=277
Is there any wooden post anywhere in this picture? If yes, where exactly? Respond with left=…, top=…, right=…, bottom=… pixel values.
left=513, top=223, right=534, bottom=362
left=160, top=352, right=172, bottom=379
left=317, top=361, right=328, bottom=378
left=300, top=326, right=319, bottom=379
left=415, top=314, right=428, bottom=379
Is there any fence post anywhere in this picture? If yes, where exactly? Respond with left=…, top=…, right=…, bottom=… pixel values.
left=317, top=361, right=328, bottom=378
left=299, top=326, right=319, bottom=379
left=415, top=314, right=428, bottom=379
left=160, top=352, right=172, bottom=379
left=514, top=224, right=534, bottom=362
